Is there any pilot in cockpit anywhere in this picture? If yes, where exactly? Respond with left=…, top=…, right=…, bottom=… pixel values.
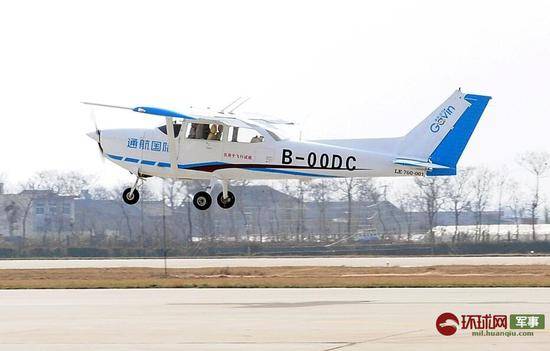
left=206, top=124, right=223, bottom=141
left=207, top=125, right=218, bottom=140
left=251, top=135, right=264, bottom=143
left=188, top=123, right=198, bottom=139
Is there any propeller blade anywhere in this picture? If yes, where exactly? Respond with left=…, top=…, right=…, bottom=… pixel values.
left=89, top=109, right=105, bottom=162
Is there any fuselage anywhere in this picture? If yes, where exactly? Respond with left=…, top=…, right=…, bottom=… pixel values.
left=92, top=125, right=424, bottom=181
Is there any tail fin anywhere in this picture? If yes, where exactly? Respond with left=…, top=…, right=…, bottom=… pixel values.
left=396, top=89, right=491, bottom=175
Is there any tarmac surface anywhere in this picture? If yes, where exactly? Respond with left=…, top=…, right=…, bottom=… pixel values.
left=0, top=256, right=549, bottom=269
left=0, top=288, right=549, bottom=350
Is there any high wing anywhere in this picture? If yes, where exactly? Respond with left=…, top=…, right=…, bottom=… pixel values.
left=83, top=102, right=254, bottom=126
left=81, top=102, right=296, bottom=131
left=81, top=102, right=197, bottom=120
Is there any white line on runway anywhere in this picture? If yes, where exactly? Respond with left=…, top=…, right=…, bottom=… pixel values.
left=0, top=256, right=549, bottom=269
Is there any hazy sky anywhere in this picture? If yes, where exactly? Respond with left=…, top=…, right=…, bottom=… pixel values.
left=1, top=0, right=549, bottom=191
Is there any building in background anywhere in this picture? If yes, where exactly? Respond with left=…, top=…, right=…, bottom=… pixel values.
left=0, top=187, right=75, bottom=242
left=0, top=182, right=537, bottom=244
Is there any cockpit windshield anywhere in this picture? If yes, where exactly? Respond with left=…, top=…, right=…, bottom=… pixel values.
left=158, top=124, right=182, bottom=137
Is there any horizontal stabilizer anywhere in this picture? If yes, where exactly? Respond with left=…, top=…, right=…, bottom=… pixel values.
left=393, top=158, right=450, bottom=169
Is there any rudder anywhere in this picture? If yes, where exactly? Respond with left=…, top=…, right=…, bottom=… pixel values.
left=427, top=94, right=491, bottom=175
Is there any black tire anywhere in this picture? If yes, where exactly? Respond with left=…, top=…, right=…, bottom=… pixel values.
left=193, top=191, right=212, bottom=210
left=217, top=191, right=235, bottom=209
left=122, top=188, right=140, bottom=205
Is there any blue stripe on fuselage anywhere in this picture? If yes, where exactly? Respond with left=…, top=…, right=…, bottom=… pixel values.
left=104, top=154, right=336, bottom=177
left=248, top=168, right=337, bottom=178
left=177, top=161, right=226, bottom=169
left=106, top=154, right=124, bottom=161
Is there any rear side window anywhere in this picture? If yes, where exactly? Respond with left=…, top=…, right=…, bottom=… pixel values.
left=228, top=126, right=264, bottom=143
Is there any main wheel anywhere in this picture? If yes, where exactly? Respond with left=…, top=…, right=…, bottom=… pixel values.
left=217, top=191, right=235, bottom=209
left=193, top=191, right=212, bottom=210
left=122, top=187, right=140, bottom=205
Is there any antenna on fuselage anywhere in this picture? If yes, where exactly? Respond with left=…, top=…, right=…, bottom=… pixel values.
left=228, top=97, right=250, bottom=114
left=219, top=97, right=243, bottom=114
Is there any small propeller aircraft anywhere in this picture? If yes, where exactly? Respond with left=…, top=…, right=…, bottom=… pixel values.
left=85, top=89, right=490, bottom=210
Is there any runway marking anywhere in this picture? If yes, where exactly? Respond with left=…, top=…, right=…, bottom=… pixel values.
left=167, top=301, right=371, bottom=308
left=321, top=329, right=424, bottom=351
left=167, top=300, right=548, bottom=308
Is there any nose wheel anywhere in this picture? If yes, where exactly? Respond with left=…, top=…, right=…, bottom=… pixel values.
left=122, top=176, right=142, bottom=205
left=193, top=191, right=212, bottom=210
left=122, top=187, right=140, bottom=205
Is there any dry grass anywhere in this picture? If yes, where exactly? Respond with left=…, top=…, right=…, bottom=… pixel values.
left=1, top=265, right=550, bottom=289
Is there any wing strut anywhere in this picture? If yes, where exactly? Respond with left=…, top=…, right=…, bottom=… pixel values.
left=165, top=117, right=179, bottom=176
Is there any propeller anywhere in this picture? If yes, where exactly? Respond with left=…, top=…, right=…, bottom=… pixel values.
left=88, top=109, right=105, bottom=162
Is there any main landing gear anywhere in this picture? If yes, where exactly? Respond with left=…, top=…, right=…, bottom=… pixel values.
left=192, top=179, right=235, bottom=211
left=121, top=176, right=235, bottom=210
left=192, top=191, right=212, bottom=210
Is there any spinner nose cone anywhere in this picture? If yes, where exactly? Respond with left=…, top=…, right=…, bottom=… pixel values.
left=87, top=131, right=99, bottom=142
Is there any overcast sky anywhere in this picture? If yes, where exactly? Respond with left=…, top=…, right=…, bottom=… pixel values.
left=1, top=0, right=549, bottom=192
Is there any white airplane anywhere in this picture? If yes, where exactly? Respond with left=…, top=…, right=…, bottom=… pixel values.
left=85, top=89, right=491, bottom=210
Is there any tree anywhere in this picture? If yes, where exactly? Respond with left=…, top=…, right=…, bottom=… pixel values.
left=470, top=167, right=493, bottom=241
left=0, top=173, right=6, bottom=193
left=163, top=179, right=193, bottom=243
left=280, top=179, right=309, bottom=241
left=335, top=178, right=360, bottom=235
left=494, top=170, right=509, bottom=240
left=381, top=183, right=402, bottom=240
left=444, top=167, right=473, bottom=243
left=233, top=179, right=251, bottom=242
left=414, top=176, right=448, bottom=248
left=163, top=179, right=188, bottom=209
left=17, top=179, right=42, bottom=244
left=29, top=170, right=92, bottom=196
left=89, top=185, right=115, bottom=200
left=294, top=180, right=309, bottom=239
left=279, top=180, right=295, bottom=239
left=357, top=178, right=385, bottom=236
left=395, top=188, right=418, bottom=242
left=113, top=184, right=135, bottom=243
left=518, top=151, right=550, bottom=241
left=4, top=201, right=21, bottom=237
left=308, top=179, right=332, bottom=238
left=266, top=182, right=281, bottom=240
left=507, top=180, right=525, bottom=241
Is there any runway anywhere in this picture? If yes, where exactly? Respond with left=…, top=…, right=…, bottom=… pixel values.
left=1, top=255, right=549, bottom=269
left=0, top=288, right=549, bottom=350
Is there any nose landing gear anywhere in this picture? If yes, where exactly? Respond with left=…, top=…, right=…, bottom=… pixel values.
left=122, top=176, right=142, bottom=205
left=122, top=187, right=140, bottom=205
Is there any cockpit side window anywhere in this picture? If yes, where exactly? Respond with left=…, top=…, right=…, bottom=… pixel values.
left=158, top=123, right=182, bottom=137
left=187, top=123, right=224, bottom=141
left=228, top=126, right=264, bottom=143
